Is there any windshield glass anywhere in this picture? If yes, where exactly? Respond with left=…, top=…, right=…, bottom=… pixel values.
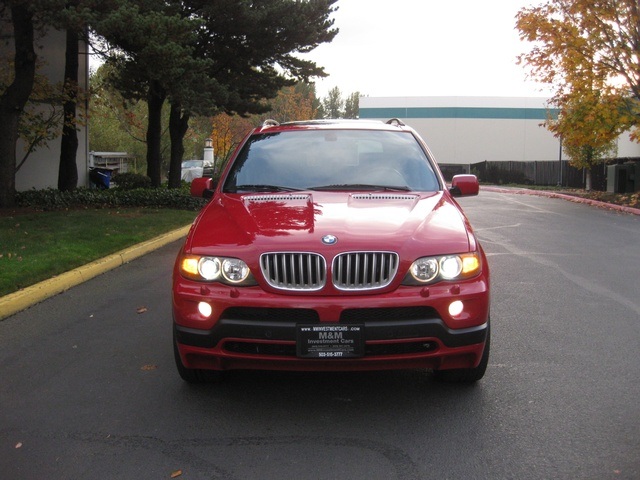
left=223, top=130, right=440, bottom=192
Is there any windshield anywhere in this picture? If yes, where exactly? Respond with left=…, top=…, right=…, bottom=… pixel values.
left=223, top=130, right=440, bottom=193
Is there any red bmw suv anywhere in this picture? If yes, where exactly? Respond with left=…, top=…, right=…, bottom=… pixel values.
left=173, top=119, right=490, bottom=383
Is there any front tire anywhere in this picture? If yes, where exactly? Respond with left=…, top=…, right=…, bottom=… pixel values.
left=433, top=323, right=490, bottom=383
left=173, top=332, right=223, bottom=384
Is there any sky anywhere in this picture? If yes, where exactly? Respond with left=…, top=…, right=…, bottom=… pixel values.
left=301, top=0, right=552, bottom=99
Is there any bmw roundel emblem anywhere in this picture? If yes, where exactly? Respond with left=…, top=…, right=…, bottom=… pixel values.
left=322, top=235, right=338, bottom=245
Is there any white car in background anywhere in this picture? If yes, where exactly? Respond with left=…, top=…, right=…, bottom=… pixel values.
left=181, top=160, right=212, bottom=182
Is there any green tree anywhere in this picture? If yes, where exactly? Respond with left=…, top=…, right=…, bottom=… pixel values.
left=1, top=0, right=338, bottom=202
left=344, top=91, right=360, bottom=119
left=54, top=1, right=100, bottom=192
left=0, top=3, right=38, bottom=208
left=57, top=25, right=79, bottom=191
left=317, top=87, right=362, bottom=119
left=163, top=0, right=338, bottom=188
left=89, top=65, right=169, bottom=172
left=320, top=86, right=344, bottom=118
left=93, top=2, right=204, bottom=187
left=94, top=0, right=338, bottom=188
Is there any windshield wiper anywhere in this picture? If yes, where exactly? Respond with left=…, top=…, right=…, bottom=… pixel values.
left=228, top=184, right=303, bottom=193
left=309, top=184, right=411, bottom=192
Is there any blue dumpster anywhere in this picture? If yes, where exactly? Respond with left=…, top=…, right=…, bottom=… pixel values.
left=89, top=167, right=112, bottom=189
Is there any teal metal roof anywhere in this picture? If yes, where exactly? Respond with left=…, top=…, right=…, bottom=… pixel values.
left=359, top=106, right=559, bottom=120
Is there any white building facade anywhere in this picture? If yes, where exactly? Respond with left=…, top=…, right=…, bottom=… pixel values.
left=8, top=29, right=90, bottom=191
left=359, top=96, right=640, bottom=168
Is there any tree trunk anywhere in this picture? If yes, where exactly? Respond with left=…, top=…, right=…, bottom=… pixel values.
left=146, top=81, right=166, bottom=187
left=168, top=103, right=190, bottom=189
left=0, top=6, right=36, bottom=208
left=585, top=169, right=592, bottom=191
left=58, top=28, right=79, bottom=191
left=584, top=148, right=593, bottom=191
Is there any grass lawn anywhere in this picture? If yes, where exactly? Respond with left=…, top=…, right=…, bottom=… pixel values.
left=0, top=208, right=197, bottom=297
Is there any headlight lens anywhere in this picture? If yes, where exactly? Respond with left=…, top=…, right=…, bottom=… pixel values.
left=180, top=255, right=256, bottom=285
left=199, top=257, right=221, bottom=280
left=404, top=252, right=481, bottom=285
left=410, top=258, right=439, bottom=283
left=221, top=258, right=250, bottom=283
left=440, top=256, right=462, bottom=279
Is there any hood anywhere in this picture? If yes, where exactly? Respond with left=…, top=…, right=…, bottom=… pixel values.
left=188, top=191, right=473, bottom=257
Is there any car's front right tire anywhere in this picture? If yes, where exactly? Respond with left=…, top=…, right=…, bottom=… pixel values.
left=433, top=322, right=490, bottom=383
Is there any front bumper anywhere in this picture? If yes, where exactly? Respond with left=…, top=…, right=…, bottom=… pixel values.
left=174, top=318, right=487, bottom=372
left=173, top=276, right=489, bottom=372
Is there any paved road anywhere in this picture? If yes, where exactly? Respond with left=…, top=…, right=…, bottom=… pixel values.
left=1, top=191, right=639, bottom=479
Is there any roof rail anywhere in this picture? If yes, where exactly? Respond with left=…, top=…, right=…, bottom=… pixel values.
left=386, top=118, right=405, bottom=126
left=262, top=119, right=280, bottom=127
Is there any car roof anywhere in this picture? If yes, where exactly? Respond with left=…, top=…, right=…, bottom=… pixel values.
left=252, top=118, right=414, bottom=134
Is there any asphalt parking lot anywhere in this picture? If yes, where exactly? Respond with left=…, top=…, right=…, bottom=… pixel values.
left=1, top=190, right=639, bottom=479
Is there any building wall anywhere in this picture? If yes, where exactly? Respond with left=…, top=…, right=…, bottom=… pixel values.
left=359, top=96, right=640, bottom=166
left=12, top=29, right=90, bottom=191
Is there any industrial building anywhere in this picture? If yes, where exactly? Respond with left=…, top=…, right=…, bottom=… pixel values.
left=360, top=96, right=640, bottom=190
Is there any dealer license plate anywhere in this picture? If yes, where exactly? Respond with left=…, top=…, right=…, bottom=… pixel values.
left=296, top=324, right=364, bottom=358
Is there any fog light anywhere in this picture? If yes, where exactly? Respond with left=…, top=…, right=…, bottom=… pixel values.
left=448, top=300, right=464, bottom=317
left=198, top=301, right=213, bottom=318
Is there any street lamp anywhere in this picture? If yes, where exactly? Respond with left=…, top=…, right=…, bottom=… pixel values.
left=204, top=138, right=214, bottom=174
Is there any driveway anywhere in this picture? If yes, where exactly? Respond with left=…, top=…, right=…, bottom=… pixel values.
left=1, top=191, right=639, bottom=479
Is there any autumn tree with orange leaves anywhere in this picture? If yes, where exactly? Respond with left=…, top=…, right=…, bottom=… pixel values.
left=259, top=84, right=318, bottom=123
left=210, top=113, right=253, bottom=175
left=516, top=0, right=640, bottom=189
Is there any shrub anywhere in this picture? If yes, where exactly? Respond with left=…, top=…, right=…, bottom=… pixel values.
left=112, top=172, right=152, bottom=190
left=16, top=186, right=207, bottom=211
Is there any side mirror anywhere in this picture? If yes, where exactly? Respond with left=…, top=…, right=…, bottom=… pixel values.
left=449, top=174, right=479, bottom=197
left=190, top=177, right=215, bottom=199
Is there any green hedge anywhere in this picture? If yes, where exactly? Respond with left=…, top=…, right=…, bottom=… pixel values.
left=16, top=186, right=208, bottom=211
left=111, top=172, right=152, bottom=190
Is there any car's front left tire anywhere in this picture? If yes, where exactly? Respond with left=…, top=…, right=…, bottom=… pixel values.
left=173, top=331, right=223, bottom=384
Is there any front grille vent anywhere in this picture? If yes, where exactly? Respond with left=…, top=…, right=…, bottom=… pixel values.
left=245, top=194, right=310, bottom=203
left=222, top=340, right=436, bottom=357
left=351, top=194, right=417, bottom=201
left=332, top=252, right=399, bottom=290
left=260, top=252, right=326, bottom=291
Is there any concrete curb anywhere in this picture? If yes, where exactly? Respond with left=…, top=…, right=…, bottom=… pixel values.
left=482, top=186, right=640, bottom=216
left=0, top=224, right=191, bottom=321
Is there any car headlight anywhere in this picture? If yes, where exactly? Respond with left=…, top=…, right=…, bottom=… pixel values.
left=180, top=255, right=256, bottom=285
left=221, top=258, right=250, bottom=283
left=403, top=252, right=481, bottom=285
